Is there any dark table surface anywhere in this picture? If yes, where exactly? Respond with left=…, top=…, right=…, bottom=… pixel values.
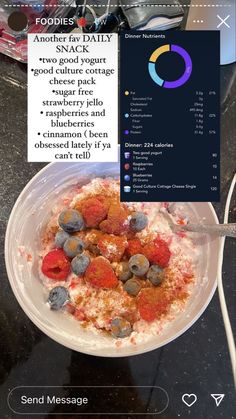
left=0, top=13, right=236, bottom=419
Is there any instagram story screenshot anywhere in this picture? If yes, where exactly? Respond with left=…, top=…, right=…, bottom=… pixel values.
left=0, top=0, right=235, bottom=418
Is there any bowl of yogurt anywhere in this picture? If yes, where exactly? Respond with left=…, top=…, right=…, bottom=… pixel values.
left=5, top=161, right=220, bottom=356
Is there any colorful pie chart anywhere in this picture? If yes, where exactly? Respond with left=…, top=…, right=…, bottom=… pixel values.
left=148, top=44, right=192, bottom=88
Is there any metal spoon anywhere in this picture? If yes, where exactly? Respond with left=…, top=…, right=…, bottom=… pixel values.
left=171, top=222, right=236, bottom=238
left=162, top=211, right=236, bottom=238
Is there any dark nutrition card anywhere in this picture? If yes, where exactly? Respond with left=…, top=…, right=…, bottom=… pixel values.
left=120, top=31, right=220, bottom=202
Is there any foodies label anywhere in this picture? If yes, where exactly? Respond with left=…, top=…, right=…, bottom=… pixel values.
left=28, top=33, right=118, bottom=162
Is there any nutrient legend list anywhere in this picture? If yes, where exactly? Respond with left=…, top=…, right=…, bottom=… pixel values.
left=120, top=31, right=220, bottom=202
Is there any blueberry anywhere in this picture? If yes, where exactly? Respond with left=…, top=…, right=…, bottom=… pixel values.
left=123, top=277, right=142, bottom=296
left=55, top=230, right=70, bottom=248
left=147, top=265, right=164, bottom=286
left=110, top=317, right=132, bottom=338
left=71, top=254, right=90, bottom=275
left=58, top=209, right=84, bottom=233
left=130, top=212, right=148, bottom=232
left=63, top=237, right=85, bottom=258
left=48, top=286, right=69, bottom=310
left=117, top=261, right=132, bottom=282
left=128, top=254, right=149, bottom=276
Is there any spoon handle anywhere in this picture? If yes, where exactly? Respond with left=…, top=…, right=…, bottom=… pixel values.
left=178, top=223, right=236, bottom=238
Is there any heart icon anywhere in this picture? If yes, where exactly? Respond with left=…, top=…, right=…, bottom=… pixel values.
left=182, top=393, right=197, bottom=407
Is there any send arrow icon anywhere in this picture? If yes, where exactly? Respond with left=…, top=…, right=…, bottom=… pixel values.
left=211, top=394, right=225, bottom=407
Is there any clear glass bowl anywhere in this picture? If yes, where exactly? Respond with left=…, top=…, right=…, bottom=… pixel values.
left=5, top=161, right=220, bottom=356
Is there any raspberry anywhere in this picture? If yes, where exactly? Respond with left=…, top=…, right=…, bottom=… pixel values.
left=85, top=256, right=118, bottom=288
left=126, top=238, right=143, bottom=257
left=98, top=234, right=127, bottom=262
left=81, top=197, right=108, bottom=228
left=99, top=202, right=129, bottom=235
left=41, top=249, right=70, bottom=280
left=138, top=288, right=171, bottom=322
left=95, top=195, right=111, bottom=212
left=143, top=238, right=171, bottom=268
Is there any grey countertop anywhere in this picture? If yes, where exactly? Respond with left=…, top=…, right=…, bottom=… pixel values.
left=0, top=49, right=235, bottom=418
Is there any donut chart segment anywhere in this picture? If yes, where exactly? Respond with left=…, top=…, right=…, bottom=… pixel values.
left=148, top=62, right=164, bottom=87
left=149, top=44, right=170, bottom=63
left=148, top=44, right=192, bottom=89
